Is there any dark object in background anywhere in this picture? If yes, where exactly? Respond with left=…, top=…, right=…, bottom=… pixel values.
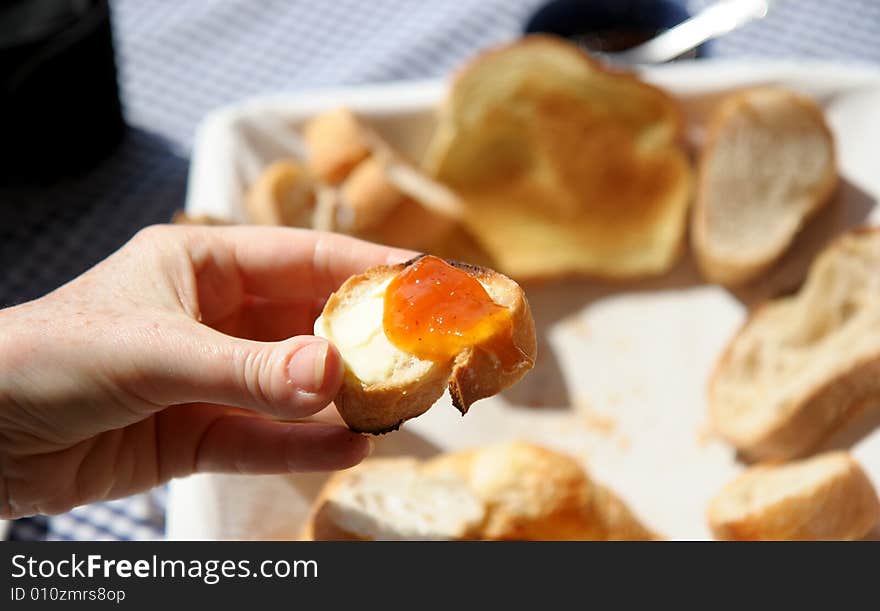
left=524, top=0, right=708, bottom=57
left=0, top=0, right=124, bottom=184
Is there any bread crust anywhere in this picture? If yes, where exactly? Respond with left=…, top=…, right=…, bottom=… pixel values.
left=443, top=35, right=684, bottom=118
left=302, top=107, right=373, bottom=184
left=338, top=157, right=405, bottom=233
left=712, top=354, right=880, bottom=460
left=707, top=452, right=880, bottom=540
left=244, top=159, right=316, bottom=227
left=692, top=87, right=838, bottom=287
left=321, top=256, right=536, bottom=434
left=426, top=441, right=658, bottom=540
left=338, top=156, right=459, bottom=252
left=709, top=227, right=880, bottom=460
left=303, top=442, right=657, bottom=541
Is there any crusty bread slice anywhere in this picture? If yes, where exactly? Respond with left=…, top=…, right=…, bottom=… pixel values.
left=422, top=35, right=691, bottom=280
left=302, top=107, right=373, bottom=184
left=708, top=451, right=880, bottom=540
left=299, top=107, right=466, bottom=253
left=338, top=156, right=403, bottom=233
left=244, top=159, right=317, bottom=227
left=692, top=87, right=837, bottom=286
left=241, top=106, right=474, bottom=256
left=315, top=256, right=536, bottom=433
left=304, top=442, right=657, bottom=540
left=710, top=228, right=880, bottom=460
left=334, top=155, right=457, bottom=252
left=424, top=441, right=658, bottom=540
left=304, top=458, right=486, bottom=541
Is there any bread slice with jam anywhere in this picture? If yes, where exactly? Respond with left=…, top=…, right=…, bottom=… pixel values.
left=315, top=255, right=536, bottom=433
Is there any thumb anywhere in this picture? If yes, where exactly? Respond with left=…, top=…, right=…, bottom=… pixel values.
left=134, top=322, right=345, bottom=419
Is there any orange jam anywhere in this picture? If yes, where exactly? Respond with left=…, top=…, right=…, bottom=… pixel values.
left=383, top=255, right=515, bottom=364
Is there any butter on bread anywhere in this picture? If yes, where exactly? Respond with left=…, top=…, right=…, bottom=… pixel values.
left=708, top=451, right=880, bottom=540
left=315, top=256, right=536, bottom=434
left=710, top=228, right=880, bottom=460
left=692, top=87, right=837, bottom=286
left=423, top=35, right=691, bottom=279
left=304, top=441, right=657, bottom=540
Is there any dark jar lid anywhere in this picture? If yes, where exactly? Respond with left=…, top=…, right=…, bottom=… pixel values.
left=0, top=0, right=125, bottom=184
left=524, top=0, right=711, bottom=58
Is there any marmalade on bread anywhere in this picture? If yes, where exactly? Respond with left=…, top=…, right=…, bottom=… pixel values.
left=383, top=255, right=526, bottom=370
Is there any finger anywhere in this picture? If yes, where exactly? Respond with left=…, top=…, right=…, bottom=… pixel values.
left=304, top=404, right=347, bottom=427
left=188, top=226, right=416, bottom=301
left=154, top=405, right=370, bottom=480
left=211, top=297, right=324, bottom=342
left=133, top=321, right=343, bottom=420
left=193, top=417, right=371, bottom=474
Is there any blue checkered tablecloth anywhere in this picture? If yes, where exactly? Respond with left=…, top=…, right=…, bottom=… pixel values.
left=3, top=0, right=880, bottom=541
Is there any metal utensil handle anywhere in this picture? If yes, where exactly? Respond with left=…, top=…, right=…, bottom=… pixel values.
left=615, top=0, right=773, bottom=64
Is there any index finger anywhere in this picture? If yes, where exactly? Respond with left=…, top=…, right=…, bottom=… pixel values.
left=188, top=225, right=417, bottom=301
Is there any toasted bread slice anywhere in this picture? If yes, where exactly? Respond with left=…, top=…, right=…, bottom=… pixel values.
left=304, top=458, right=486, bottom=541
left=693, top=87, right=837, bottom=286
left=244, top=159, right=317, bottom=227
left=304, top=442, right=656, bottom=540
left=425, top=441, right=658, bottom=540
left=302, top=107, right=373, bottom=184
left=710, top=228, right=880, bottom=460
left=423, top=35, right=691, bottom=280
left=708, top=452, right=880, bottom=540
left=314, top=256, right=536, bottom=433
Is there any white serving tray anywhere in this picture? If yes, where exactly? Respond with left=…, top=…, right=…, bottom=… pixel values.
left=169, top=59, right=880, bottom=540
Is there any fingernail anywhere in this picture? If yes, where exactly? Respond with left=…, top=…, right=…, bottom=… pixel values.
left=287, top=340, right=329, bottom=395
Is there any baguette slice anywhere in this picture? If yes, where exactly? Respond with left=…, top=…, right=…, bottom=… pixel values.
left=301, top=107, right=373, bottom=184
left=423, top=35, right=691, bottom=280
left=693, top=87, right=837, bottom=286
left=710, top=228, right=880, bottom=460
left=244, top=159, right=316, bottom=227
left=301, top=107, right=466, bottom=253
left=708, top=451, right=880, bottom=540
left=303, top=458, right=486, bottom=541
left=335, top=155, right=457, bottom=251
left=315, top=256, right=536, bottom=433
left=424, top=441, right=658, bottom=540
left=304, top=442, right=657, bottom=541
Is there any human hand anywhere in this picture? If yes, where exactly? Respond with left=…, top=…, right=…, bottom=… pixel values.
left=0, top=225, right=413, bottom=518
